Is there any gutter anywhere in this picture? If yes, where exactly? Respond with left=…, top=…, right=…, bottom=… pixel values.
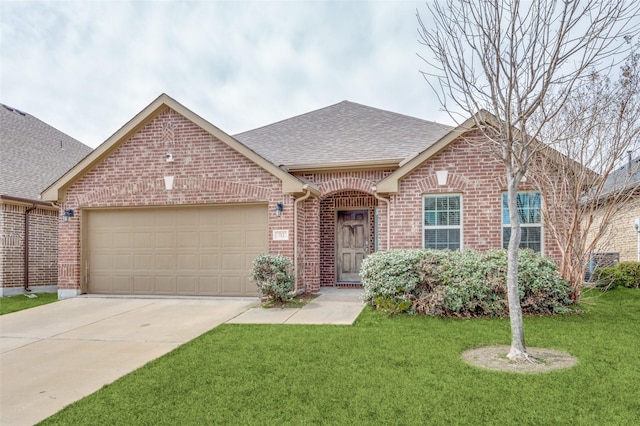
left=292, top=185, right=313, bottom=294
left=24, top=204, right=37, bottom=292
left=373, top=187, right=391, bottom=251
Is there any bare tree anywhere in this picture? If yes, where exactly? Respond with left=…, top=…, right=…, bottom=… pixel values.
left=531, top=46, right=640, bottom=302
left=418, top=0, right=639, bottom=361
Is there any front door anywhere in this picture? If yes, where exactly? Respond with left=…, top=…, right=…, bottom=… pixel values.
left=336, top=210, right=369, bottom=283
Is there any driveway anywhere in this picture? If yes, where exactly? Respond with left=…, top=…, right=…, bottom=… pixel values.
left=0, top=296, right=256, bottom=426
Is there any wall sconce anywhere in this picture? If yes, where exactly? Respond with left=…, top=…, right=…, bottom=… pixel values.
left=62, top=209, right=74, bottom=222
left=275, top=202, right=284, bottom=218
left=166, top=153, right=174, bottom=162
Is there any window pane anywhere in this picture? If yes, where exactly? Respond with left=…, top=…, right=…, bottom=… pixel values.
left=502, top=226, right=541, bottom=253
left=424, top=195, right=462, bottom=250
left=425, top=229, right=460, bottom=250
left=503, top=192, right=541, bottom=225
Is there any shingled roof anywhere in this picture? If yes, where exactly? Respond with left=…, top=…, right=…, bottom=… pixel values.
left=234, top=101, right=453, bottom=170
left=600, top=153, right=640, bottom=198
left=0, top=103, right=92, bottom=200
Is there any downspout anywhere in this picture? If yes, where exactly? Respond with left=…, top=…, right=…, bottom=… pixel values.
left=24, top=204, right=37, bottom=292
left=373, top=187, right=390, bottom=251
left=292, top=185, right=312, bottom=294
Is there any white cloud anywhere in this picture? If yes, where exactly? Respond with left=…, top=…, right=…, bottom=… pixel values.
left=1, top=0, right=454, bottom=148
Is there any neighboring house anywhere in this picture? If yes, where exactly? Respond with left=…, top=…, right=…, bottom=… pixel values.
left=0, top=103, right=92, bottom=296
left=587, top=153, right=640, bottom=266
left=42, top=94, right=564, bottom=299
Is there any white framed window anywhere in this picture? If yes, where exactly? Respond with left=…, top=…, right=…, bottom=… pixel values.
left=502, top=192, right=542, bottom=253
left=423, top=194, right=462, bottom=250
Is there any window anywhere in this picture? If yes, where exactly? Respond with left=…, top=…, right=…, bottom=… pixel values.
left=502, top=192, right=542, bottom=252
left=423, top=195, right=461, bottom=250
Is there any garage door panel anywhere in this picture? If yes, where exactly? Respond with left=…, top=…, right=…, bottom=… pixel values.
left=113, top=254, right=132, bottom=270
left=155, top=276, right=176, bottom=294
left=134, top=232, right=155, bottom=249
left=222, top=253, right=244, bottom=271
left=246, top=230, right=267, bottom=249
left=177, top=254, right=198, bottom=270
left=133, top=276, right=154, bottom=293
left=199, top=231, right=220, bottom=249
left=155, top=232, right=175, bottom=249
left=86, top=205, right=267, bottom=296
left=198, top=276, right=219, bottom=294
left=222, top=231, right=242, bottom=248
left=221, top=276, right=243, bottom=296
left=199, top=254, right=218, bottom=270
left=112, top=276, right=133, bottom=293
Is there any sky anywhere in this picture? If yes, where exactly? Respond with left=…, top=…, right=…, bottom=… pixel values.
left=0, top=0, right=454, bottom=149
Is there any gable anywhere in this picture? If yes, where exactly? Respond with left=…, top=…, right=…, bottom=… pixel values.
left=41, top=94, right=309, bottom=202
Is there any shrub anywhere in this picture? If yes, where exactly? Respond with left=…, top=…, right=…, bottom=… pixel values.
left=250, top=254, right=294, bottom=303
left=361, top=248, right=571, bottom=317
left=595, top=261, right=640, bottom=290
left=360, top=249, right=431, bottom=302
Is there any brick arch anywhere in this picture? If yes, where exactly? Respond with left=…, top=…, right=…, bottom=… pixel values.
left=318, top=177, right=376, bottom=198
left=75, top=178, right=271, bottom=206
left=416, top=172, right=468, bottom=193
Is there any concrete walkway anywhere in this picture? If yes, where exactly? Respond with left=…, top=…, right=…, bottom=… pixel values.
left=0, top=288, right=364, bottom=425
left=227, top=287, right=365, bottom=325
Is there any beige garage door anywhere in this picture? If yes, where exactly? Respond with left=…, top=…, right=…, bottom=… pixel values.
left=84, top=205, right=267, bottom=296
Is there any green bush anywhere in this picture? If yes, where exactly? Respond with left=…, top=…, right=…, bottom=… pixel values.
left=595, top=261, right=640, bottom=290
left=361, top=249, right=571, bottom=317
left=250, top=254, right=294, bottom=303
left=360, top=249, right=432, bottom=302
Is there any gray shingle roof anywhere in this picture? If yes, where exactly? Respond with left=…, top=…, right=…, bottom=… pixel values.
left=601, top=154, right=640, bottom=197
left=234, top=101, right=453, bottom=168
left=0, top=103, right=92, bottom=200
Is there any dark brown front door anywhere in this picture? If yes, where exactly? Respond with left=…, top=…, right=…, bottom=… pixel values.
left=336, top=210, right=369, bottom=283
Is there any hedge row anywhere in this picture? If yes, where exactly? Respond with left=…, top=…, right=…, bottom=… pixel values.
left=594, top=261, right=640, bottom=290
left=360, top=249, right=572, bottom=317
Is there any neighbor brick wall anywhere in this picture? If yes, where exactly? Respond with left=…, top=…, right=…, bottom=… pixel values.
left=589, top=195, right=640, bottom=262
left=0, top=200, right=58, bottom=293
left=59, top=108, right=292, bottom=294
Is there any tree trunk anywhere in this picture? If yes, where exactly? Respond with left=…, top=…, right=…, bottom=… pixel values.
left=506, top=172, right=528, bottom=360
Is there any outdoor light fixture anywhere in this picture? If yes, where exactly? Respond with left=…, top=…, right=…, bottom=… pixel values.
left=275, top=202, right=284, bottom=218
left=62, top=209, right=74, bottom=222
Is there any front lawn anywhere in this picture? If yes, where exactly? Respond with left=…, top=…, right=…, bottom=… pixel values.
left=41, top=288, right=640, bottom=425
left=0, top=292, right=58, bottom=315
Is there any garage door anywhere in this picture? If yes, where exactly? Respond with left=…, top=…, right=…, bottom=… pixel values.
left=84, top=205, right=267, bottom=296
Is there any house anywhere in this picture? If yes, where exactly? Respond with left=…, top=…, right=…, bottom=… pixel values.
left=0, top=103, right=92, bottom=296
left=42, top=94, right=564, bottom=299
left=587, top=153, right=640, bottom=266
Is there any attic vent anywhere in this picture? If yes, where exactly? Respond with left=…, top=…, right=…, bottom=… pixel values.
left=2, top=104, right=26, bottom=116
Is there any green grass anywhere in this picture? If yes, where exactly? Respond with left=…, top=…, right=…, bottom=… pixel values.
left=0, top=292, right=58, bottom=315
left=41, top=288, right=640, bottom=425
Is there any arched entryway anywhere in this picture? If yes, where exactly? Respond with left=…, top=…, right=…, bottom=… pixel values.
left=319, top=190, right=378, bottom=286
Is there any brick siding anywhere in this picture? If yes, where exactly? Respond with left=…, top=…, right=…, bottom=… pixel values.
left=589, top=195, right=640, bottom=262
left=59, top=108, right=292, bottom=294
left=0, top=201, right=58, bottom=294
left=57, top=110, right=567, bottom=296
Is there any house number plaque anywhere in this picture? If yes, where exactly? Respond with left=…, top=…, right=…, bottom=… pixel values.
left=272, top=230, right=289, bottom=241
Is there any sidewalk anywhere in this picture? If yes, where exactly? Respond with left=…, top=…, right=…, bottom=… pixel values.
left=227, top=287, right=365, bottom=325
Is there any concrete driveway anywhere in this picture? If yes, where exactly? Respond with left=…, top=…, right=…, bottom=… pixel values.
left=0, top=296, right=256, bottom=426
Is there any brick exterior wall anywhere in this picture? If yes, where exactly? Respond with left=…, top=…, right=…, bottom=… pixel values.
left=57, top=110, right=567, bottom=297
left=590, top=195, right=640, bottom=262
left=59, top=108, right=292, bottom=295
left=0, top=200, right=59, bottom=295
left=387, top=132, right=562, bottom=263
